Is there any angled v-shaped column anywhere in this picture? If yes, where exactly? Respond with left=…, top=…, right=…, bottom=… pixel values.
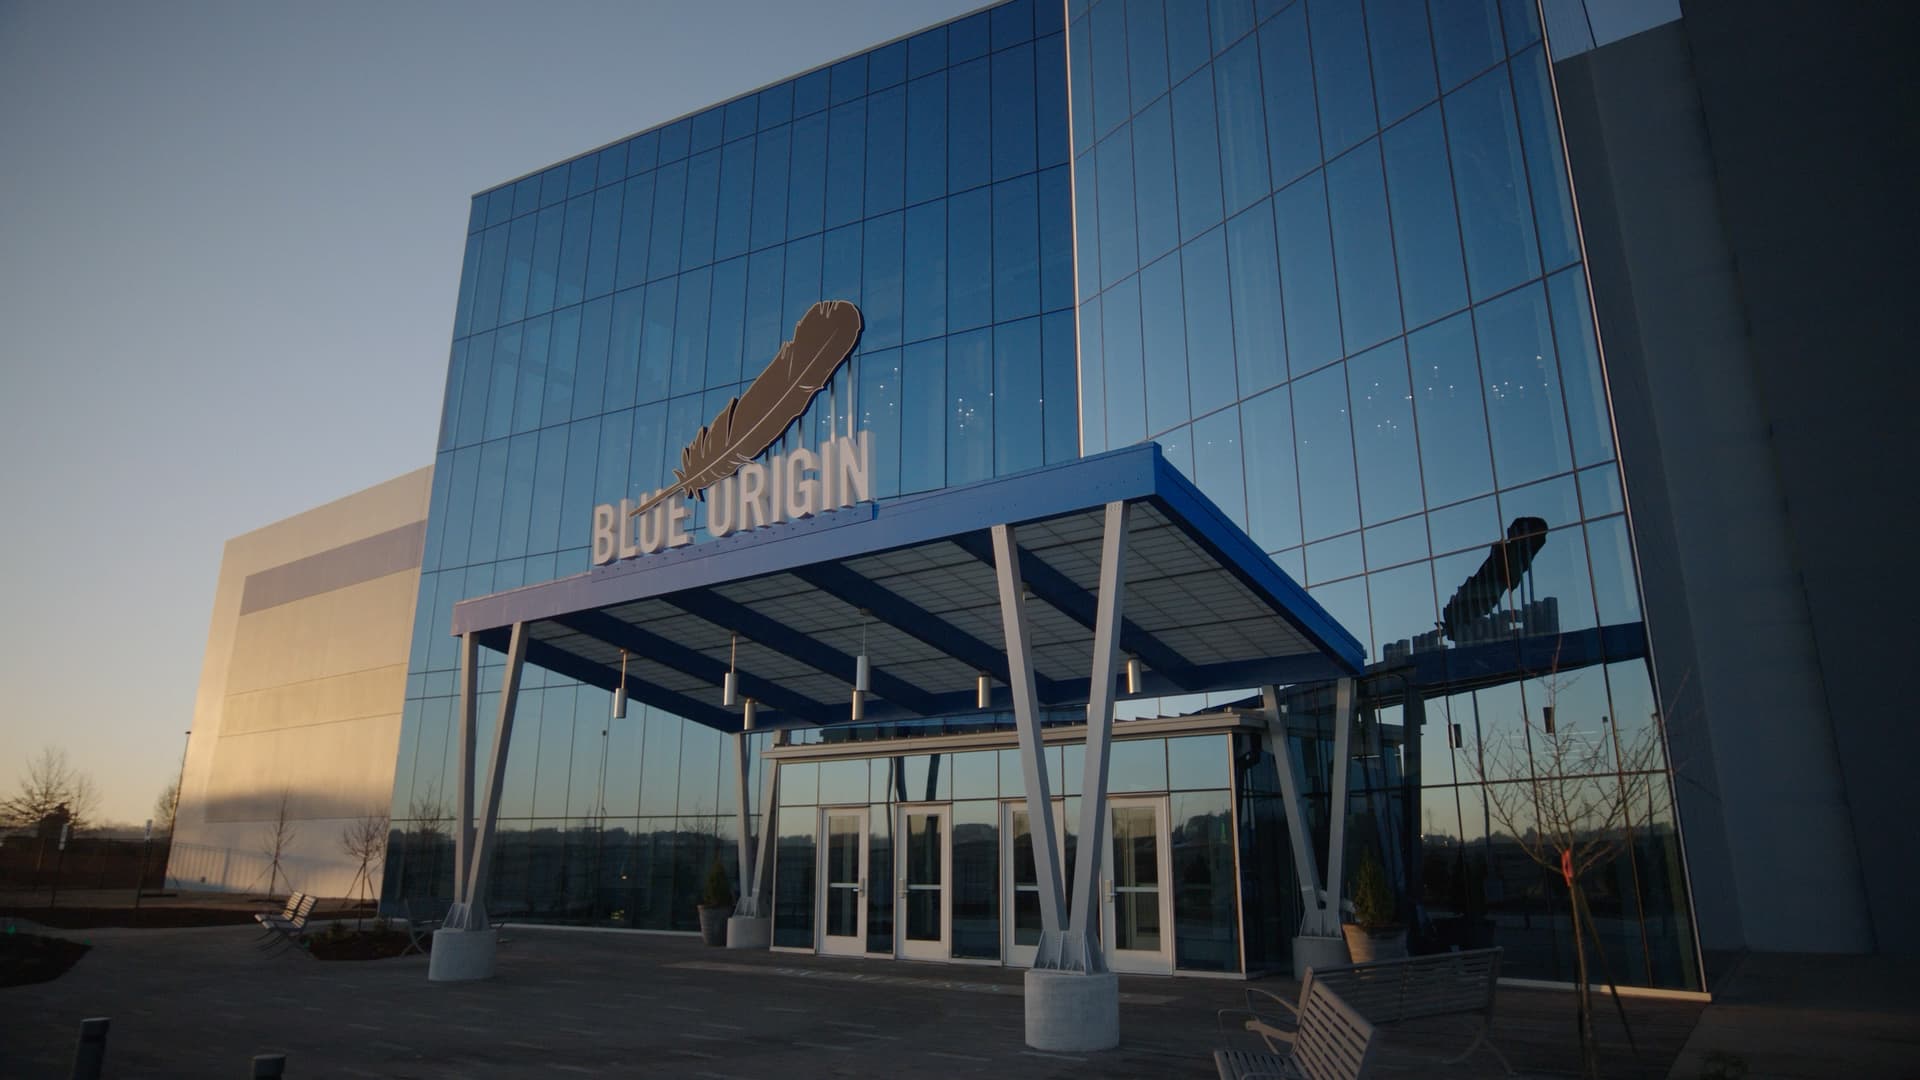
left=992, top=523, right=1068, bottom=957
left=1263, top=678, right=1358, bottom=977
left=997, top=505, right=1128, bottom=1052
left=726, top=728, right=779, bottom=947
left=432, top=622, right=528, bottom=981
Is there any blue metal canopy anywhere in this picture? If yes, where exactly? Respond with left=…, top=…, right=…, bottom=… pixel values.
left=450, top=442, right=1366, bottom=733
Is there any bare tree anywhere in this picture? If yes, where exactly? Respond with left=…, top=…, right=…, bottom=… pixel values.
left=1, top=746, right=100, bottom=832
left=1465, top=662, right=1671, bottom=1079
left=340, top=808, right=390, bottom=927
left=408, top=786, right=452, bottom=895
left=256, top=790, right=299, bottom=900
left=153, top=780, right=180, bottom=836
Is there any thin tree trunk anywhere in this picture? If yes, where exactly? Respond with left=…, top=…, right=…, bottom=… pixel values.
left=1569, top=882, right=1598, bottom=1078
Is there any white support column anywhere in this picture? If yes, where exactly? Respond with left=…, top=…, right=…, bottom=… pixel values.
left=451, top=622, right=528, bottom=932
left=453, top=633, right=478, bottom=906
left=735, top=735, right=781, bottom=921
left=732, top=731, right=753, bottom=894
left=1064, top=501, right=1128, bottom=974
left=727, top=728, right=774, bottom=948
left=1324, top=676, right=1356, bottom=932
left=1000, top=520, right=1121, bottom=1055
left=1262, top=687, right=1330, bottom=934
left=992, top=524, right=1069, bottom=959
left=432, top=623, right=527, bottom=982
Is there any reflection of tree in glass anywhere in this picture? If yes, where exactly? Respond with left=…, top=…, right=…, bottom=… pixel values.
left=1464, top=658, right=1670, bottom=1079
left=340, top=808, right=389, bottom=926
left=406, top=786, right=452, bottom=897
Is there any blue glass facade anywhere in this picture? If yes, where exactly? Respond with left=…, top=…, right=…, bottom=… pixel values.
left=385, top=0, right=1079, bottom=931
left=1067, top=0, right=1694, bottom=988
left=384, top=0, right=1698, bottom=989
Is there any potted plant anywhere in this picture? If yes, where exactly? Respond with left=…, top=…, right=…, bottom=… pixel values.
left=1342, top=847, right=1407, bottom=963
left=696, top=857, right=733, bottom=946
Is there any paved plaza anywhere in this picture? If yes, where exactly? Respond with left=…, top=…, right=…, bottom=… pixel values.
left=4, top=919, right=1707, bottom=1079
left=2, top=916, right=1913, bottom=1078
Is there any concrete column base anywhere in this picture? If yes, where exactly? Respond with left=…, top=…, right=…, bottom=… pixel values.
left=1291, top=933, right=1351, bottom=980
left=726, top=915, right=771, bottom=949
left=428, top=927, right=498, bottom=982
left=1024, top=969, right=1120, bottom=1052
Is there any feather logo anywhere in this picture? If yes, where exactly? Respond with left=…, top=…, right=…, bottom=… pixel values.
left=630, top=300, right=863, bottom=517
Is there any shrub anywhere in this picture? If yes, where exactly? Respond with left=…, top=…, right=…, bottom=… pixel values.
left=1351, top=847, right=1398, bottom=930
left=699, top=857, right=733, bottom=909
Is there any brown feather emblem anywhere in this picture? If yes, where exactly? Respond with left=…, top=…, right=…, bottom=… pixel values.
left=630, top=300, right=863, bottom=516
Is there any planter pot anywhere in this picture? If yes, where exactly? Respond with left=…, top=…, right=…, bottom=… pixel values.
left=1341, top=923, right=1408, bottom=964
left=696, top=904, right=730, bottom=946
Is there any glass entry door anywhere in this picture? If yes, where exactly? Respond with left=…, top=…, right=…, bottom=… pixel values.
left=1002, top=800, right=1070, bottom=967
left=896, top=805, right=950, bottom=961
left=818, top=808, right=868, bottom=956
left=1103, top=797, right=1173, bottom=974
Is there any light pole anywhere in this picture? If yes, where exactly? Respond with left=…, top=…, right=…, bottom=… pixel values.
left=134, top=819, right=153, bottom=911
left=49, top=822, right=71, bottom=908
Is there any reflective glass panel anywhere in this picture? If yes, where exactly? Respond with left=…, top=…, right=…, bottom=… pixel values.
left=1111, top=805, right=1162, bottom=950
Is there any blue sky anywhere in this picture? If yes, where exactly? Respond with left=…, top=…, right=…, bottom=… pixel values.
left=0, top=0, right=977, bottom=823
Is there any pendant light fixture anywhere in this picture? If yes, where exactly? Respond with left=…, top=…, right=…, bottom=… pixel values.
left=742, top=698, right=757, bottom=730
left=977, top=672, right=992, bottom=710
left=852, top=611, right=871, bottom=721
left=1125, top=655, right=1144, bottom=695
left=612, top=649, right=629, bottom=719
left=722, top=633, right=739, bottom=707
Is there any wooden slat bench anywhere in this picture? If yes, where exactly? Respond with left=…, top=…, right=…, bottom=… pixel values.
left=1215, top=978, right=1379, bottom=1080
left=252, top=892, right=305, bottom=944
left=1220, top=947, right=1510, bottom=1074
left=255, top=893, right=319, bottom=954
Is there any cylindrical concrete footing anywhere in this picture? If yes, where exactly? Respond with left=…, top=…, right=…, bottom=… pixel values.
left=1291, top=934, right=1350, bottom=980
left=1024, top=969, right=1120, bottom=1052
left=428, top=927, right=498, bottom=982
left=726, top=915, right=771, bottom=949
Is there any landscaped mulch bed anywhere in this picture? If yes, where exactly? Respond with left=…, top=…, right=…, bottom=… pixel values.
left=0, top=931, right=90, bottom=987
left=302, top=928, right=422, bottom=961
left=0, top=906, right=259, bottom=929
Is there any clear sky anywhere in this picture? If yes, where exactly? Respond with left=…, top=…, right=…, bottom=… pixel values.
left=0, top=0, right=978, bottom=825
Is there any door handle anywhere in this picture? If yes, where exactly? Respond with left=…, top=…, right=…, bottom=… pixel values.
left=1103, top=878, right=1114, bottom=903
left=858, top=877, right=866, bottom=897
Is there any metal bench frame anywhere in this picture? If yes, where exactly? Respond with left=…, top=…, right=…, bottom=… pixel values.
left=401, top=897, right=450, bottom=956
left=1220, top=947, right=1511, bottom=1075
left=1215, top=978, right=1379, bottom=1080
left=256, top=893, right=319, bottom=954
left=252, top=892, right=305, bottom=945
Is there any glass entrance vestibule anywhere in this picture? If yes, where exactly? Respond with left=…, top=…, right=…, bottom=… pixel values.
left=764, top=713, right=1344, bottom=977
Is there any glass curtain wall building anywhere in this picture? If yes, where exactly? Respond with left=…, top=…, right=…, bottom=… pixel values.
left=383, top=0, right=1702, bottom=990
left=1063, top=0, right=1693, bottom=988
left=387, top=0, right=1079, bottom=934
